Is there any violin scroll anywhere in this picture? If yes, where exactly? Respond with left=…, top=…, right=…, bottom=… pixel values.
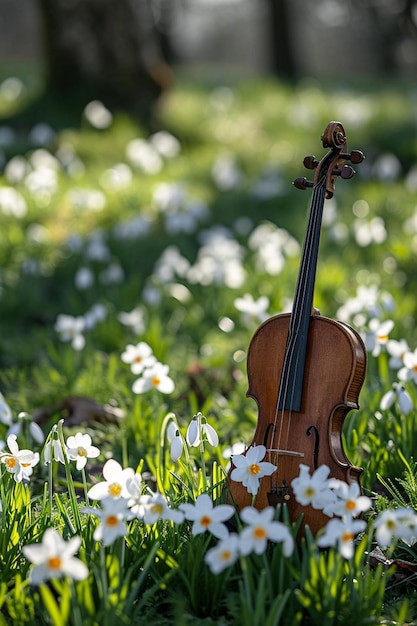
left=293, top=121, right=365, bottom=199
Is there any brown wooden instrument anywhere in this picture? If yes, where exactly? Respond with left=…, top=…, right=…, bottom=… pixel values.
left=228, top=121, right=367, bottom=536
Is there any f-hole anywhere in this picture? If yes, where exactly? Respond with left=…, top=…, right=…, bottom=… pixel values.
left=263, top=422, right=275, bottom=449
left=306, top=425, right=320, bottom=470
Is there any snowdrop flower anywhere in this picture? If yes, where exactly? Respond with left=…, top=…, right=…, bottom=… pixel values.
left=205, top=533, right=240, bottom=574
left=66, top=432, right=100, bottom=470
left=380, top=383, right=413, bottom=415
left=87, top=459, right=135, bottom=500
left=135, top=492, right=184, bottom=525
left=83, top=498, right=130, bottom=546
left=6, top=411, right=45, bottom=445
left=365, top=319, right=394, bottom=357
left=386, top=338, right=409, bottom=370
left=0, top=392, right=12, bottom=425
left=121, top=342, right=156, bottom=375
left=180, top=493, right=235, bottom=540
left=167, top=421, right=183, bottom=462
left=44, top=422, right=66, bottom=464
left=22, top=528, right=88, bottom=585
left=234, top=294, right=270, bottom=325
left=291, top=464, right=335, bottom=511
left=132, top=362, right=175, bottom=395
left=324, top=480, right=372, bottom=519
left=398, top=348, right=417, bottom=384
left=55, top=314, right=85, bottom=351
left=0, top=434, right=39, bottom=482
left=317, top=517, right=366, bottom=558
left=239, top=506, right=294, bottom=557
left=374, top=508, right=417, bottom=547
left=186, top=412, right=219, bottom=448
left=230, top=444, right=276, bottom=496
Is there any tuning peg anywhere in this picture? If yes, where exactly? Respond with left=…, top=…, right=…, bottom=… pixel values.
left=340, top=150, right=365, bottom=164
left=303, top=155, right=319, bottom=170
left=340, top=165, right=355, bottom=179
left=293, top=177, right=314, bottom=190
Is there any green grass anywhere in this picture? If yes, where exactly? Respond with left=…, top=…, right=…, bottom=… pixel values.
left=1, top=70, right=417, bottom=624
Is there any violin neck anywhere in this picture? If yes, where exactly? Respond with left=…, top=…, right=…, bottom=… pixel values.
left=278, top=185, right=326, bottom=411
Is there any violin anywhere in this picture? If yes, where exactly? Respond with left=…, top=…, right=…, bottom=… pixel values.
left=228, top=121, right=367, bottom=536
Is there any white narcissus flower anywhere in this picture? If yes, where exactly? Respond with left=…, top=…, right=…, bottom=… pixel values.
left=134, top=492, right=184, bottom=525
left=83, top=498, right=130, bottom=546
left=291, top=464, right=335, bottom=511
left=230, top=444, right=276, bottom=495
left=234, top=293, right=270, bottom=325
left=54, top=313, right=86, bottom=351
left=180, top=493, right=234, bottom=540
left=398, top=349, right=417, bottom=384
left=205, top=533, right=240, bottom=574
left=323, top=480, right=372, bottom=519
left=66, top=432, right=100, bottom=470
left=365, top=318, right=394, bottom=357
left=317, top=517, right=366, bottom=559
left=374, top=507, right=417, bottom=547
left=0, top=434, right=39, bottom=482
left=239, top=506, right=294, bottom=557
left=87, top=459, right=135, bottom=500
left=132, top=362, right=175, bottom=395
left=121, top=341, right=156, bottom=375
left=386, top=338, right=409, bottom=370
left=22, top=528, right=88, bottom=585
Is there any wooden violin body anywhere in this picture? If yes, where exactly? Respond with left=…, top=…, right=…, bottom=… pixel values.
left=227, top=122, right=367, bottom=535
left=231, top=312, right=366, bottom=535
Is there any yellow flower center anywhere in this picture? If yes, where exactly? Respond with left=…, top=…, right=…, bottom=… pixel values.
left=5, top=457, right=16, bottom=469
left=386, top=519, right=396, bottom=530
left=106, top=515, right=119, bottom=527
left=346, top=500, right=356, bottom=511
left=304, top=486, right=315, bottom=498
left=150, top=503, right=164, bottom=515
left=77, top=447, right=87, bottom=457
left=413, top=365, right=417, bottom=373
left=249, top=464, right=261, bottom=476
left=135, top=356, right=142, bottom=363
left=253, top=527, right=267, bottom=540
left=221, top=550, right=232, bottom=561
left=108, top=483, right=122, bottom=497
left=152, top=377, right=161, bottom=387
left=47, top=557, right=62, bottom=570
left=378, top=334, right=388, bottom=342
left=200, top=515, right=212, bottom=528
left=342, top=532, right=355, bottom=542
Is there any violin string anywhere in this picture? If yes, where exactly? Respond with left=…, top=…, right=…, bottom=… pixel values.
left=271, top=182, right=326, bottom=473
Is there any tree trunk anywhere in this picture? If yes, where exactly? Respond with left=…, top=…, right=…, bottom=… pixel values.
left=37, top=0, right=172, bottom=110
